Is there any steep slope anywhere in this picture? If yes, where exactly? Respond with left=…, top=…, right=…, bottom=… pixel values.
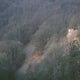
left=0, top=0, right=80, bottom=80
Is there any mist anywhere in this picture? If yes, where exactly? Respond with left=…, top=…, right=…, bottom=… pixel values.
left=0, top=0, right=80, bottom=80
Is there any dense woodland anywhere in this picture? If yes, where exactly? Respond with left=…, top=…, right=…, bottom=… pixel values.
left=0, top=0, right=80, bottom=80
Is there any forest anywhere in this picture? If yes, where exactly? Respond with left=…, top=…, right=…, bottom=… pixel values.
left=0, top=0, right=80, bottom=80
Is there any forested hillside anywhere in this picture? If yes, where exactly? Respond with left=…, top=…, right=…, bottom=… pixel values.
left=0, top=0, right=80, bottom=80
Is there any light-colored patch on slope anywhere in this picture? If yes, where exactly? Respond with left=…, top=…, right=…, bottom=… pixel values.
left=17, top=52, right=45, bottom=75
left=67, top=28, right=79, bottom=43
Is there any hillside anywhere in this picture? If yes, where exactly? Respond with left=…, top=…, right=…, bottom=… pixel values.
left=0, top=0, right=80, bottom=80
